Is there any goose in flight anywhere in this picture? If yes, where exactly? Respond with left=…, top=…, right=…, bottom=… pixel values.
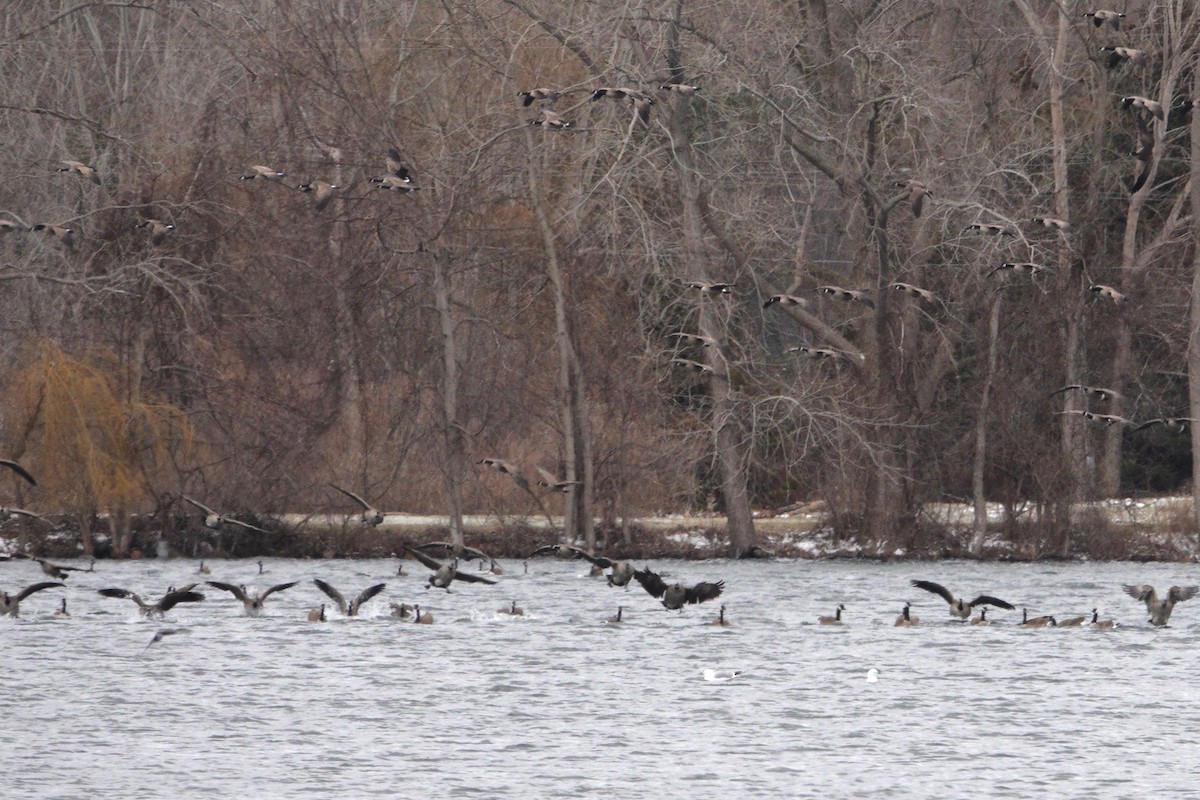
left=529, top=543, right=585, bottom=559
left=0, top=508, right=41, bottom=524
left=894, top=179, right=931, bottom=218
left=0, top=459, right=37, bottom=486
left=297, top=180, right=339, bottom=211
left=1, top=581, right=63, bottom=617
left=313, top=579, right=386, bottom=616
left=327, top=484, right=384, bottom=526
left=1124, top=584, right=1198, bottom=626
left=240, top=165, right=286, bottom=181
left=370, top=148, right=420, bottom=191
left=910, top=580, right=1015, bottom=619
left=182, top=496, right=267, bottom=533
left=573, top=550, right=635, bottom=587
left=23, top=556, right=93, bottom=580
left=534, top=465, right=580, bottom=493
left=1131, top=417, right=1195, bottom=434
left=517, top=87, right=563, bottom=106
left=98, top=585, right=204, bottom=617
left=144, top=629, right=185, bottom=652
left=136, top=218, right=174, bottom=245
left=477, top=458, right=530, bottom=489
left=58, top=159, right=101, bottom=184
left=205, top=581, right=298, bottom=616
left=405, top=547, right=497, bottom=591
left=633, top=567, right=724, bottom=610
left=414, top=542, right=499, bottom=572
left=817, top=286, right=875, bottom=308
left=1049, top=385, right=1120, bottom=402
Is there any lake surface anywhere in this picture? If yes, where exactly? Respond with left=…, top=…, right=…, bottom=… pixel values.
left=3, top=557, right=1199, bottom=798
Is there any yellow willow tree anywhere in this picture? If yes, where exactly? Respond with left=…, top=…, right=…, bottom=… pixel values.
left=11, top=341, right=192, bottom=557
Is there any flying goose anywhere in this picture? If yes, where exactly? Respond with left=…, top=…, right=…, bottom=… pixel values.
left=405, top=546, right=497, bottom=591
left=712, top=604, right=730, bottom=626
left=144, top=629, right=185, bottom=652
left=135, top=218, right=174, bottom=245
left=971, top=607, right=989, bottom=625
left=1084, top=9, right=1125, bottom=29
left=1089, top=609, right=1116, bottom=629
left=0, top=507, right=41, bottom=524
left=1131, top=417, right=1195, bottom=434
left=370, top=148, right=420, bottom=191
left=477, top=458, right=530, bottom=489
left=818, top=604, right=846, bottom=625
left=1018, top=609, right=1056, bottom=627
left=668, top=332, right=715, bottom=346
left=57, top=160, right=101, bottom=185
left=687, top=281, right=735, bottom=295
left=205, top=581, right=298, bottom=616
left=1089, top=284, right=1127, bottom=307
left=497, top=600, right=524, bottom=616
left=313, top=579, right=386, bottom=616
left=891, top=282, right=937, bottom=303
left=607, top=606, right=624, bottom=624
left=763, top=293, right=808, bottom=308
left=54, top=598, right=70, bottom=617
left=1031, top=216, right=1073, bottom=233
left=517, top=88, right=563, bottom=106
left=910, top=580, right=1015, bottom=619
left=1100, top=46, right=1146, bottom=68
left=1124, top=584, right=1198, bottom=626
left=1057, top=410, right=1133, bottom=427
left=414, top=541, right=498, bottom=571
left=529, top=543, right=586, bottom=559
left=530, top=108, right=572, bottom=129
left=817, top=286, right=875, bottom=308
left=298, top=180, right=339, bottom=211
left=660, top=83, right=701, bottom=95
left=240, top=165, right=286, bottom=181
left=1121, top=96, right=1163, bottom=121
left=895, top=179, right=931, bottom=218
left=572, top=551, right=635, bottom=587
left=632, top=567, right=724, bottom=610
left=307, top=603, right=326, bottom=622
left=98, top=585, right=204, bottom=617
left=894, top=602, right=918, bottom=626
left=1049, top=385, right=1121, bottom=402
left=31, top=223, right=75, bottom=250
left=182, top=495, right=267, bottom=533
left=965, top=222, right=1014, bottom=236
left=0, top=218, right=24, bottom=234
left=1, top=582, right=63, bottom=616
left=327, top=484, right=384, bottom=526
left=375, top=173, right=422, bottom=191
left=413, top=604, right=434, bottom=624
left=670, top=358, right=718, bottom=375
left=25, top=556, right=93, bottom=580
left=987, top=262, right=1056, bottom=279
left=534, top=465, right=580, bottom=493
left=787, top=345, right=854, bottom=363
left=591, top=87, right=655, bottom=123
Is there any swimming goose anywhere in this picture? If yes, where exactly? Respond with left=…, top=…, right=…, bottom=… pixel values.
left=910, top=580, right=1015, bottom=619
left=312, top=579, right=386, bottom=616
left=182, top=495, right=267, bottom=533
left=1031, top=216, right=1073, bottom=233
left=763, top=293, right=808, bottom=308
left=31, top=223, right=75, bottom=250
left=970, top=607, right=989, bottom=625
left=135, top=218, right=174, bottom=245
left=633, top=567, right=724, bottom=610
left=1100, top=46, right=1146, bottom=69
left=390, top=602, right=413, bottom=619
left=1121, top=96, right=1163, bottom=121
left=1131, top=417, right=1195, bottom=434
left=477, top=458, right=530, bottom=489
left=205, top=581, right=298, bottom=616
left=894, top=602, right=918, bottom=626
left=818, top=604, right=845, bottom=625
left=307, top=603, right=326, bottom=622
left=298, top=180, right=339, bottom=211
left=965, top=222, right=1014, bottom=236
left=534, top=465, right=580, bottom=493
left=327, top=484, right=384, bottom=526
left=197, top=560, right=211, bottom=575
left=517, top=88, right=562, bottom=106
left=712, top=604, right=730, bottom=626
left=413, top=604, right=434, bottom=624
left=530, top=108, right=572, bottom=129
left=687, top=281, right=735, bottom=295
left=1089, top=608, right=1116, bottom=629
left=1084, top=9, right=1125, bottom=29
left=607, top=606, right=624, bottom=623
left=1049, top=385, right=1121, bottom=402
left=573, top=551, right=635, bottom=587
left=240, top=165, right=286, bottom=181
left=98, top=585, right=204, bottom=617
left=1, top=582, right=63, bottom=616
left=405, top=547, right=497, bottom=591
left=660, top=83, right=701, bottom=95
left=1018, top=609, right=1056, bottom=627
left=987, top=262, right=1056, bottom=279
left=370, top=148, right=420, bottom=190
left=1057, top=410, right=1133, bottom=427
left=498, top=600, right=524, bottom=616
left=895, top=179, right=931, bottom=218
left=1124, top=584, right=1199, bottom=626
left=1089, top=284, right=1127, bottom=307
left=1056, top=614, right=1087, bottom=627
left=668, top=332, right=715, bottom=347
left=54, top=598, right=70, bottom=617
left=891, top=282, right=937, bottom=303
left=817, top=286, right=875, bottom=308
left=58, top=160, right=101, bottom=185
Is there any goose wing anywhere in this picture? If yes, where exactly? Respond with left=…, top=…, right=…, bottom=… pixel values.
left=968, top=595, right=1014, bottom=610
left=99, top=587, right=148, bottom=609
left=385, top=147, right=412, bottom=181
left=529, top=544, right=580, bottom=559
left=159, top=589, right=204, bottom=611
left=575, top=551, right=616, bottom=569
left=1167, top=585, right=1199, bottom=604
left=205, top=581, right=249, bottom=603
left=328, top=483, right=372, bottom=512
left=313, top=579, right=349, bottom=614
left=686, top=580, right=725, bottom=605
left=43, top=559, right=87, bottom=572
left=1124, top=584, right=1158, bottom=610
left=352, top=583, right=387, bottom=610
left=0, top=459, right=36, bottom=486
left=6, top=508, right=44, bottom=520
left=225, top=517, right=267, bottom=533
left=534, top=466, right=560, bottom=486
left=911, top=580, right=956, bottom=605
left=261, top=581, right=299, bottom=600
left=453, top=571, right=497, bottom=585
left=634, top=567, right=668, bottom=599
left=405, top=546, right=445, bottom=572
left=182, top=495, right=217, bottom=516
left=13, top=581, right=63, bottom=602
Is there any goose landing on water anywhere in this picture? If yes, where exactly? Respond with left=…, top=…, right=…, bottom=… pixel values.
left=205, top=581, right=298, bottom=616
left=405, top=547, right=497, bottom=591
left=910, top=580, right=1014, bottom=619
left=313, top=579, right=386, bottom=617
left=1, top=582, right=63, bottom=617
left=1124, top=584, right=1198, bottom=626
left=633, top=567, right=724, bottom=611
left=98, top=585, right=203, bottom=617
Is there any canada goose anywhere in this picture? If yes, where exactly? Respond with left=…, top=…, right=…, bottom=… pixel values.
left=632, top=567, right=724, bottom=610
left=1084, top=9, right=1125, bottom=29
left=98, top=585, right=204, bottom=617
left=588, top=563, right=604, bottom=577
left=668, top=332, right=715, bottom=346
left=787, top=345, right=852, bottom=363
left=477, top=458, right=530, bottom=489
left=891, top=282, right=937, bottom=303
left=313, top=579, right=387, bottom=616
left=57, top=160, right=100, bottom=185
left=895, top=179, right=931, bottom=218
left=894, top=602, right=918, bottom=626
left=1056, top=614, right=1087, bottom=627
left=987, top=262, right=1056, bottom=279
left=1018, top=609, right=1057, bottom=627
left=632, top=96, right=654, bottom=124
left=712, top=604, right=731, bottom=626
left=390, top=602, right=414, bottom=619
left=370, top=148, right=420, bottom=190
left=197, top=560, right=211, bottom=575
left=592, top=87, right=655, bottom=122
left=818, top=604, right=846, bottom=625
left=534, top=465, right=580, bottom=493
left=530, top=108, right=572, bottom=129
left=1089, top=284, right=1127, bottom=307
left=298, top=180, right=339, bottom=211
left=660, top=83, right=701, bottom=95
left=1124, top=584, right=1199, bottom=626
left=413, top=604, right=433, bottom=624
left=687, top=281, right=735, bottom=295
left=1, top=582, right=63, bottom=617
left=1089, top=608, right=1116, bottom=629
left=1121, top=96, right=1163, bottom=121
left=529, top=543, right=585, bottom=559
left=205, top=581, right=298, bottom=616
left=965, top=222, right=1015, bottom=236
left=257, top=560, right=266, bottom=574
left=517, top=88, right=562, bottom=106
left=327, top=484, right=385, bottom=526
left=971, top=607, right=989, bottom=625
left=817, top=286, right=875, bottom=308
left=182, top=495, right=267, bottom=533
left=0, top=218, right=23, bottom=234
left=1100, top=46, right=1146, bottom=69
left=307, top=603, right=326, bottom=622
left=1031, top=216, right=1073, bottom=233
left=1131, top=417, right=1195, bottom=434
left=573, top=551, right=635, bottom=587
left=27, top=557, right=92, bottom=580
left=31, top=223, right=75, bottom=250
left=0, top=507, right=42, bottom=523
left=0, top=460, right=35, bottom=486
left=135, top=218, right=174, bottom=245
left=670, top=358, right=717, bottom=375
left=375, top=174, right=422, bottom=192
left=405, top=547, right=497, bottom=591
left=414, top=542, right=500, bottom=574
left=54, top=598, right=70, bottom=617
left=911, top=580, right=1015, bottom=619
left=240, top=165, right=286, bottom=181
left=1049, top=385, right=1121, bottom=402
left=763, top=293, right=808, bottom=308
left=607, top=606, right=624, bottom=624
left=498, top=600, right=524, bottom=616
left=144, top=629, right=184, bottom=652
left=1057, top=410, right=1134, bottom=427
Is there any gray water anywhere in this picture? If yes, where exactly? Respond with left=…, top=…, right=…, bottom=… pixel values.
left=3, top=557, right=1199, bottom=798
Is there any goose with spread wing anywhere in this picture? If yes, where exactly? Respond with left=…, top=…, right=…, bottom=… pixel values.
left=910, top=580, right=1014, bottom=619
left=633, top=567, right=724, bottom=610
left=1124, top=584, right=1198, bottom=626
left=98, top=585, right=204, bottom=617
left=182, top=496, right=267, bottom=533
left=313, top=579, right=386, bottom=616
left=1, top=582, right=63, bottom=617
left=405, top=547, right=497, bottom=591
left=327, top=484, right=384, bottom=526
left=206, top=581, right=298, bottom=616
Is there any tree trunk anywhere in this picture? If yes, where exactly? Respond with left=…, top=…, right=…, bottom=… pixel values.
left=431, top=249, right=467, bottom=550
left=1189, top=68, right=1200, bottom=543
left=971, top=294, right=1003, bottom=555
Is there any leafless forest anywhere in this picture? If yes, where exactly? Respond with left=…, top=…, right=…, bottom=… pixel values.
left=2, top=1, right=1199, bottom=559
